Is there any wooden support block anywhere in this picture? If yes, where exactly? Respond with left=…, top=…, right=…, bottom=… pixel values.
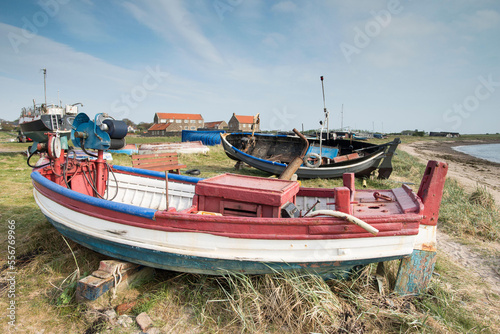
left=76, top=260, right=154, bottom=301
left=375, top=262, right=386, bottom=295
left=393, top=249, right=437, bottom=295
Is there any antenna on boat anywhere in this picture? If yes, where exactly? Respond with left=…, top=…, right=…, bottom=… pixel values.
left=41, top=68, right=47, bottom=106
left=341, top=103, right=344, bottom=131
left=320, top=76, right=329, bottom=140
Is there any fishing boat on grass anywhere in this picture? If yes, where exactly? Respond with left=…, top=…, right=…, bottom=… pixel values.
left=19, top=69, right=82, bottom=144
left=221, top=132, right=401, bottom=179
left=29, top=113, right=447, bottom=294
left=219, top=75, right=400, bottom=180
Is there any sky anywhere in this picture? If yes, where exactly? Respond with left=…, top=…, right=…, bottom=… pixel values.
left=1, top=0, right=499, bottom=134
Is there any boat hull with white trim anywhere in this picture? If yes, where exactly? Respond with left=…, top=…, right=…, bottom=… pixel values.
left=221, top=133, right=401, bottom=179
left=31, top=155, right=447, bottom=277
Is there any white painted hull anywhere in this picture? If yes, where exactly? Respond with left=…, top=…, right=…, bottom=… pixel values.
left=34, top=187, right=421, bottom=264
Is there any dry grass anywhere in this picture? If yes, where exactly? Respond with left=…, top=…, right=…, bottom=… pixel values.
left=469, top=185, right=497, bottom=210
left=439, top=180, right=500, bottom=241
left=1, top=132, right=500, bottom=333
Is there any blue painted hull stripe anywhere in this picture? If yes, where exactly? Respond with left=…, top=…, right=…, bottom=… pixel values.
left=111, top=165, right=202, bottom=183
left=31, top=169, right=157, bottom=220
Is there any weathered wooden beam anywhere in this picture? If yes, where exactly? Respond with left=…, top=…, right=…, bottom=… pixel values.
left=393, top=249, right=437, bottom=295
left=76, top=260, right=153, bottom=301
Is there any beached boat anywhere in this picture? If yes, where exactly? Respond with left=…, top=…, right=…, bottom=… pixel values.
left=138, top=141, right=209, bottom=155
left=30, top=113, right=447, bottom=295
left=221, top=133, right=401, bottom=179
left=19, top=102, right=80, bottom=143
left=19, top=70, right=82, bottom=144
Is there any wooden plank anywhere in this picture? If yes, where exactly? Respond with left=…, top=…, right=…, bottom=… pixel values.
left=134, top=162, right=182, bottom=169
left=309, top=222, right=404, bottom=235
left=392, top=187, right=420, bottom=213
left=131, top=152, right=185, bottom=174
left=133, top=158, right=179, bottom=165
left=394, top=249, right=437, bottom=295
left=333, top=153, right=360, bottom=163
left=132, top=152, right=177, bottom=159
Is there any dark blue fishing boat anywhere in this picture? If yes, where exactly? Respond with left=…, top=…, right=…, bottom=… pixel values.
left=221, top=133, right=400, bottom=179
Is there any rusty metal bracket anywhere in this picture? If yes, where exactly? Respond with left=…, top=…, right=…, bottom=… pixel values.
left=373, top=191, right=393, bottom=202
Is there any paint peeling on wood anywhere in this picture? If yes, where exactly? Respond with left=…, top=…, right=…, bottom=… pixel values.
left=76, top=260, right=152, bottom=301
left=420, top=243, right=437, bottom=252
left=394, top=249, right=437, bottom=295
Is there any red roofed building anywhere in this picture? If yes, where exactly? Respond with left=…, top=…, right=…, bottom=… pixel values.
left=153, top=113, right=204, bottom=132
left=204, top=121, right=228, bottom=130
left=228, top=113, right=260, bottom=132
left=147, top=123, right=173, bottom=136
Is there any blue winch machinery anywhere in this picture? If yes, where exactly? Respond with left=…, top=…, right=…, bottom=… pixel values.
left=30, top=113, right=127, bottom=198
left=71, top=113, right=128, bottom=152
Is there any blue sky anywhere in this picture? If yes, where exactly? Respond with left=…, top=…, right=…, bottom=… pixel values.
left=1, top=0, right=499, bottom=134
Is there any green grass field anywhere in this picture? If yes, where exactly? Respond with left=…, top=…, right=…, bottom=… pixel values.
left=0, top=131, right=499, bottom=333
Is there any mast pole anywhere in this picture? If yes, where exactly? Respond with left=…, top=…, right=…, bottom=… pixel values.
left=341, top=103, right=344, bottom=131
left=320, top=76, right=329, bottom=140
left=42, top=68, right=47, bottom=106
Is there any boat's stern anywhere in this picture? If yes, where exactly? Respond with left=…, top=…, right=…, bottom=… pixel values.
left=377, top=137, right=401, bottom=179
left=394, top=160, right=448, bottom=295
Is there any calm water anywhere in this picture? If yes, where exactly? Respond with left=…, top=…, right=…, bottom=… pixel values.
left=452, top=143, right=500, bottom=163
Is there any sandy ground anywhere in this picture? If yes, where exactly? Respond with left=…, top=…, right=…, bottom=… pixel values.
left=399, top=140, right=500, bottom=295
left=399, top=139, right=500, bottom=203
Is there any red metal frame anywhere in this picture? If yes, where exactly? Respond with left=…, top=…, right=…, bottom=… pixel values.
left=417, top=161, right=448, bottom=225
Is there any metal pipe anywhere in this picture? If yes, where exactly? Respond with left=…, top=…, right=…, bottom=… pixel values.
left=42, top=68, right=47, bottom=106
left=95, top=150, right=106, bottom=197
left=278, top=128, right=309, bottom=180
left=302, top=199, right=320, bottom=217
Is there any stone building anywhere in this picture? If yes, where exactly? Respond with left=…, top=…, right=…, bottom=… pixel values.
left=228, top=113, right=259, bottom=132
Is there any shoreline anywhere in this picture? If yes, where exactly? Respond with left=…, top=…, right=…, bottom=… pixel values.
left=452, top=143, right=500, bottom=164
left=400, top=139, right=500, bottom=295
left=399, top=139, right=500, bottom=204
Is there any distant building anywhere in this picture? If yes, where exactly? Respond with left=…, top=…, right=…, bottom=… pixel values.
left=127, top=125, right=137, bottom=133
left=401, top=129, right=426, bottom=137
left=147, top=123, right=172, bottom=136
left=228, top=113, right=260, bottom=132
left=429, top=131, right=460, bottom=138
left=153, top=113, right=204, bottom=132
left=204, top=121, right=228, bottom=130
left=401, top=130, right=416, bottom=136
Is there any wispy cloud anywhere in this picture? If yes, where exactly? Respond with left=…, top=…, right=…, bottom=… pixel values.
left=0, top=23, right=137, bottom=118
left=1, top=1, right=499, bottom=133
left=456, top=9, right=500, bottom=31
left=54, top=0, right=111, bottom=42
left=122, top=0, right=225, bottom=65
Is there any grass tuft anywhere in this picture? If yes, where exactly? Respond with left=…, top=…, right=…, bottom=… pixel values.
left=439, top=180, right=500, bottom=241
left=216, top=271, right=346, bottom=333
left=469, top=185, right=496, bottom=210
